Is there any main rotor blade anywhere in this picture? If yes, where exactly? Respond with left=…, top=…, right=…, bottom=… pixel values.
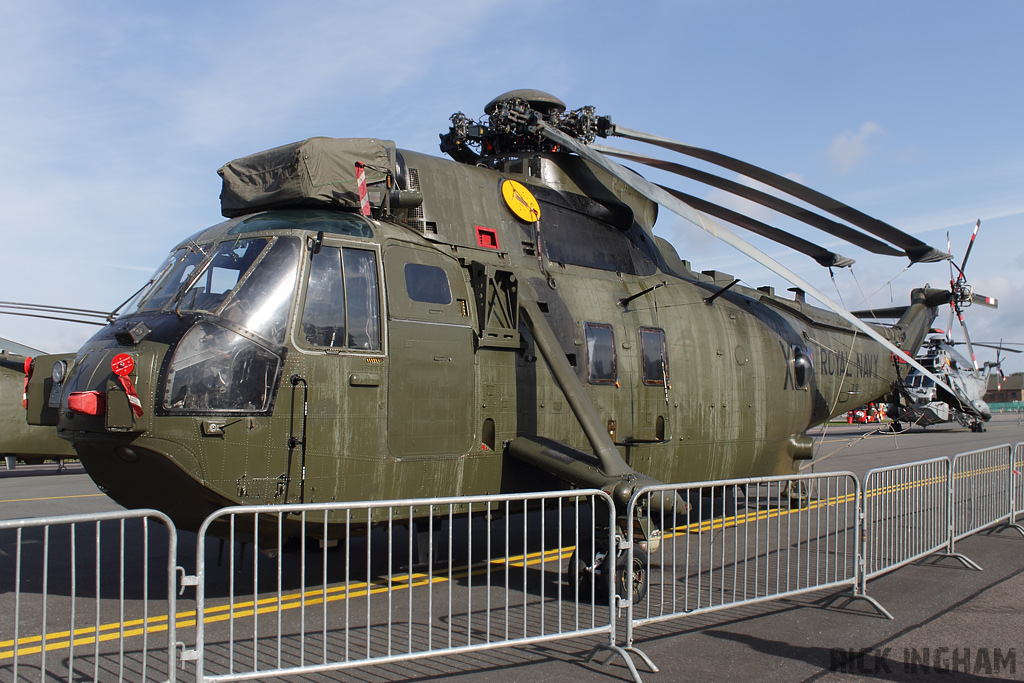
left=972, top=342, right=1021, bottom=353
left=957, top=219, right=981, bottom=278
left=954, top=305, right=980, bottom=374
left=593, top=144, right=903, bottom=258
left=0, top=301, right=111, bottom=326
left=657, top=184, right=855, bottom=268
left=945, top=233, right=955, bottom=341
left=608, top=125, right=951, bottom=264
left=0, top=301, right=110, bottom=318
left=537, top=121, right=957, bottom=394
left=973, top=341, right=1024, bottom=346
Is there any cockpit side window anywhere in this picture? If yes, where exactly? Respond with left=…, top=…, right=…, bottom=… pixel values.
left=640, top=327, right=668, bottom=386
left=300, top=246, right=381, bottom=351
left=585, top=322, right=617, bottom=384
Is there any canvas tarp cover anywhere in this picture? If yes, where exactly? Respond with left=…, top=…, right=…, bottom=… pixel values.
left=218, top=137, right=396, bottom=217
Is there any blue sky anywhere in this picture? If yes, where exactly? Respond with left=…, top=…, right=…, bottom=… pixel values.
left=2, top=1, right=1023, bottom=374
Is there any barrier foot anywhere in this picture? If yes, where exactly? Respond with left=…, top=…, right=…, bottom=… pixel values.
left=935, top=551, right=983, bottom=571
left=988, top=522, right=1024, bottom=539
left=821, top=591, right=894, bottom=620
left=585, top=642, right=657, bottom=683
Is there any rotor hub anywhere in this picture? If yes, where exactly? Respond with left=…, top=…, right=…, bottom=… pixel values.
left=439, top=90, right=611, bottom=164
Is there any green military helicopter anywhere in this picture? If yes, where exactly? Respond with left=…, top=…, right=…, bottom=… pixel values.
left=1, top=339, right=76, bottom=468
left=26, top=90, right=959, bottom=555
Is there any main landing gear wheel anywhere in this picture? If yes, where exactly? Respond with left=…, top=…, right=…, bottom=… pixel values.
left=567, top=544, right=649, bottom=604
left=616, top=546, right=649, bottom=604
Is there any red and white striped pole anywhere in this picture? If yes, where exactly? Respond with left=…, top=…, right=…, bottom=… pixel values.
left=354, top=161, right=371, bottom=216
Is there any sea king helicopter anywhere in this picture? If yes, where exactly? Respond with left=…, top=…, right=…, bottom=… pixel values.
left=25, top=90, right=965, bottom=567
left=0, top=339, right=76, bottom=468
left=885, top=334, right=1012, bottom=432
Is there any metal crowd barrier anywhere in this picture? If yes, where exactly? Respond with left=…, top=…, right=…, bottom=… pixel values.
left=621, top=472, right=876, bottom=656
left=183, top=490, right=629, bottom=682
left=1015, top=443, right=1024, bottom=523
left=0, top=509, right=178, bottom=683
left=862, top=457, right=958, bottom=578
left=950, top=444, right=1020, bottom=543
left=5, top=445, right=1024, bottom=682
left=620, top=450, right=1024, bottom=675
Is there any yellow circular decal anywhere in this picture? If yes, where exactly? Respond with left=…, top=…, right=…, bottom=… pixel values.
left=501, top=179, right=541, bottom=222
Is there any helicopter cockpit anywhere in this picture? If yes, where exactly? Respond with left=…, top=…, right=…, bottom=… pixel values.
left=134, top=234, right=301, bottom=414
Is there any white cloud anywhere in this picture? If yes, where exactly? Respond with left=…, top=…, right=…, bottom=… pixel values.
left=828, top=121, right=883, bottom=175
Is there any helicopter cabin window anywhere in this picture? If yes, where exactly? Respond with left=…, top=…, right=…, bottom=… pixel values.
left=404, top=263, right=452, bottom=305
left=585, top=322, right=618, bottom=384
left=640, top=327, right=669, bottom=386
left=300, top=246, right=380, bottom=351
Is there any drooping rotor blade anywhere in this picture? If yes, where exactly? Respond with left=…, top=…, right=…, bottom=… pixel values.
left=536, top=121, right=959, bottom=394
left=0, top=301, right=111, bottom=326
left=657, top=184, right=854, bottom=268
left=593, top=144, right=903, bottom=259
left=607, top=124, right=951, bottom=264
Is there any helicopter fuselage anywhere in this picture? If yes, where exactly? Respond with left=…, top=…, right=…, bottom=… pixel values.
left=36, top=144, right=940, bottom=530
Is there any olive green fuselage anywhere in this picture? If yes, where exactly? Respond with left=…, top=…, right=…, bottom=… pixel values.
left=49, top=148, right=934, bottom=530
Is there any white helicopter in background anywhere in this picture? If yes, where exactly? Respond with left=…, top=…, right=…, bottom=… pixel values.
left=887, top=334, right=1016, bottom=432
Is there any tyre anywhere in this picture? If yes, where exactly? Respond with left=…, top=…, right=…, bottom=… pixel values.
left=615, top=546, right=649, bottom=604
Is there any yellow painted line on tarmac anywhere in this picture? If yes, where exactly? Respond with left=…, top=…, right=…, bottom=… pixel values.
left=0, top=544, right=570, bottom=660
left=0, top=493, right=106, bottom=504
left=666, top=488, right=860, bottom=537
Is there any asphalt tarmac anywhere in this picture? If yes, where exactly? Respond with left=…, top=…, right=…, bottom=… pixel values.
left=1, top=414, right=1022, bottom=682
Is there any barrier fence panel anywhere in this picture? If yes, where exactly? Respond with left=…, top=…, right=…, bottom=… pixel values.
left=623, top=472, right=863, bottom=650
left=186, top=490, right=626, bottom=682
left=0, top=509, right=178, bottom=683
left=862, top=457, right=951, bottom=580
left=950, top=444, right=1014, bottom=542
left=1014, top=443, right=1024, bottom=524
